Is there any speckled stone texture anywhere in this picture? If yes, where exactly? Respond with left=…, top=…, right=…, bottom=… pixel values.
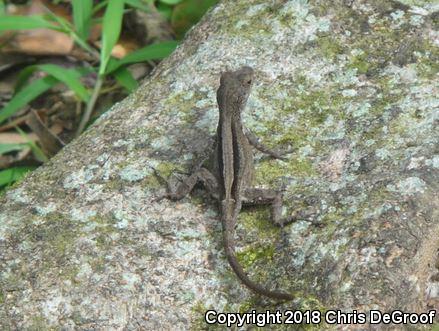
left=0, top=0, right=438, bottom=329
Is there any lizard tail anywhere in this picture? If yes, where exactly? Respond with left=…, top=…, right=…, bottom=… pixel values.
left=223, top=223, right=294, bottom=301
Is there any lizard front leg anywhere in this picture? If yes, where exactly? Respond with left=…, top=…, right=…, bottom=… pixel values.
left=153, top=167, right=219, bottom=201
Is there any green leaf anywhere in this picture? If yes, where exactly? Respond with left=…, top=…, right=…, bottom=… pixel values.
left=171, top=0, right=218, bottom=39
left=105, top=41, right=178, bottom=74
left=0, top=76, right=58, bottom=124
left=112, top=67, right=138, bottom=92
left=159, top=0, right=183, bottom=5
left=125, top=0, right=153, bottom=12
left=99, top=0, right=125, bottom=75
left=72, top=0, right=93, bottom=40
left=0, top=166, right=35, bottom=187
left=0, top=15, right=59, bottom=32
left=0, top=143, right=28, bottom=155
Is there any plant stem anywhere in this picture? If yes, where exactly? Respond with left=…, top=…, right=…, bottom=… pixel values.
left=76, top=75, right=103, bottom=137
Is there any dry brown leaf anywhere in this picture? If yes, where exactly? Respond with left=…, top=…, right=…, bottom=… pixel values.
left=111, top=38, right=139, bottom=59
left=2, top=0, right=73, bottom=56
left=0, top=123, right=63, bottom=144
left=0, top=113, right=31, bottom=133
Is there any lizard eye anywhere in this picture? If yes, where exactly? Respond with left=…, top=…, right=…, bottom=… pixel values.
left=247, top=80, right=252, bottom=85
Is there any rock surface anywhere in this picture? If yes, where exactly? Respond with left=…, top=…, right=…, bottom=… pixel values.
left=1, top=0, right=438, bottom=329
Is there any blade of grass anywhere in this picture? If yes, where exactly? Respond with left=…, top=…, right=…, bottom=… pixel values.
left=0, top=76, right=58, bottom=125
left=16, top=65, right=92, bottom=94
left=99, top=0, right=125, bottom=75
left=0, top=166, right=36, bottom=187
left=15, top=126, right=48, bottom=163
left=15, top=66, right=40, bottom=92
left=34, top=64, right=91, bottom=102
left=45, top=11, right=99, bottom=58
left=72, top=0, right=93, bottom=41
left=112, top=67, right=138, bottom=92
left=159, top=0, right=183, bottom=4
left=0, top=143, right=28, bottom=154
left=125, top=0, right=153, bottom=12
left=106, top=41, right=178, bottom=74
left=0, top=65, right=92, bottom=125
left=156, top=2, right=173, bottom=20
left=77, top=0, right=125, bottom=136
left=92, top=0, right=109, bottom=15
left=0, top=1, right=5, bottom=15
left=0, top=15, right=59, bottom=31
left=76, top=76, right=103, bottom=136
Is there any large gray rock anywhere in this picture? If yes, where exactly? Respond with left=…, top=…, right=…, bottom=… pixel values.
left=1, top=0, right=438, bottom=329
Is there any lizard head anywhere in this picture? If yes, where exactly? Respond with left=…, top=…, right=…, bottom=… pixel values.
left=218, top=66, right=254, bottom=116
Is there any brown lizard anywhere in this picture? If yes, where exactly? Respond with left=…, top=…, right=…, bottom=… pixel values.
left=160, top=66, right=307, bottom=300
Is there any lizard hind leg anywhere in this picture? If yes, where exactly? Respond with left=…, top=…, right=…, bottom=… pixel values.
left=242, top=187, right=313, bottom=227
